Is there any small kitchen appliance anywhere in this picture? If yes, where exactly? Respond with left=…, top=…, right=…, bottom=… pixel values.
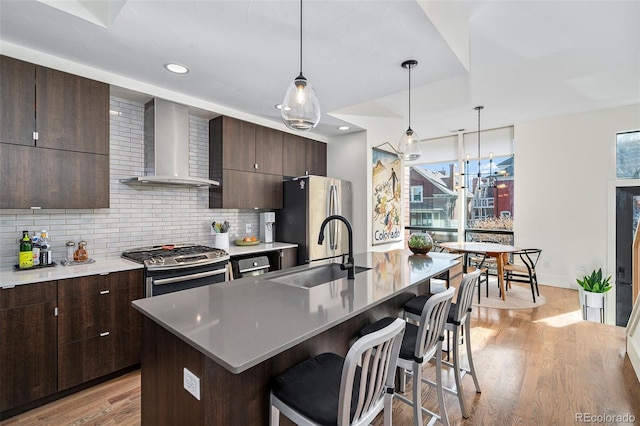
left=259, top=212, right=275, bottom=243
left=122, top=245, right=229, bottom=297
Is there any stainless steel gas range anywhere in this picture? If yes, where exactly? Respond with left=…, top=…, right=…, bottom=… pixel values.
left=122, top=245, right=230, bottom=297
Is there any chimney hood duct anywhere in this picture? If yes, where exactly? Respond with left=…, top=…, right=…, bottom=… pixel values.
left=120, top=98, right=219, bottom=187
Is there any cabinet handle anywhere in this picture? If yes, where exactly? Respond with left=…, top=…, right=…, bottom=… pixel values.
left=100, top=332, right=110, bottom=337
left=100, top=290, right=110, bottom=295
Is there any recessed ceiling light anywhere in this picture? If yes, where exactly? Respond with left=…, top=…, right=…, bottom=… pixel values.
left=275, top=104, right=292, bottom=111
left=337, top=125, right=350, bottom=131
left=164, top=63, right=189, bottom=74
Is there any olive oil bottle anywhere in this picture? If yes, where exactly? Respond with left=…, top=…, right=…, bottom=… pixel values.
left=19, top=230, right=33, bottom=268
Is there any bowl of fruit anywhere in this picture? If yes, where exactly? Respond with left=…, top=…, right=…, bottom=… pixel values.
left=407, top=232, right=433, bottom=255
left=234, top=236, right=260, bottom=246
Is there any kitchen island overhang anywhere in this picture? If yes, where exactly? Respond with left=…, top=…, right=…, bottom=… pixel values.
left=132, top=250, right=461, bottom=425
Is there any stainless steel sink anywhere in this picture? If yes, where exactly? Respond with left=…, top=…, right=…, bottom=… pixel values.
left=268, top=263, right=370, bottom=289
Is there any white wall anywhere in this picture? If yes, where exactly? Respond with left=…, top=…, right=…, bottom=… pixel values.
left=514, top=103, right=640, bottom=323
left=326, top=131, right=368, bottom=255
left=328, top=113, right=407, bottom=252
left=514, top=104, right=639, bottom=285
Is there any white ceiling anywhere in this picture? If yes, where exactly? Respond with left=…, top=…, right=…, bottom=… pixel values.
left=1, top=0, right=638, bottom=140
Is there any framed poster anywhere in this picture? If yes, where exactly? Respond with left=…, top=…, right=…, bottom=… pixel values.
left=372, top=147, right=402, bottom=245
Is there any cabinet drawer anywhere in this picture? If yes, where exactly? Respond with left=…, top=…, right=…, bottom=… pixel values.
left=58, top=271, right=135, bottom=299
left=0, top=281, right=57, bottom=310
left=58, top=328, right=139, bottom=391
left=58, top=333, right=112, bottom=390
left=59, top=275, right=106, bottom=298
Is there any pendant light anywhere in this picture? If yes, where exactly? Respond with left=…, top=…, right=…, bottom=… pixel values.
left=397, top=60, right=422, bottom=161
left=281, top=0, right=321, bottom=131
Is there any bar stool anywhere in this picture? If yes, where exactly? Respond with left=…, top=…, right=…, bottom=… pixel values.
left=403, top=270, right=482, bottom=418
left=269, top=318, right=405, bottom=426
left=359, top=287, right=455, bottom=426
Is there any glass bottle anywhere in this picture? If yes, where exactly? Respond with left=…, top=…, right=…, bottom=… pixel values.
left=40, top=230, right=52, bottom=265
left=19, top=231, right=33, bottom=268
left=66, top=241, right=75, bottom=263
left=74, top=240, right=88, bottom=262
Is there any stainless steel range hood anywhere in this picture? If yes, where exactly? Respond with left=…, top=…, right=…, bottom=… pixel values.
left=120, top=98, right=219, bottom=187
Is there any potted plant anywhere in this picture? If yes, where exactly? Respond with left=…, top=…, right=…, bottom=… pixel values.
left=576, top=268, right=612, bottom=323
left=407, top=232, right=433, bottom=255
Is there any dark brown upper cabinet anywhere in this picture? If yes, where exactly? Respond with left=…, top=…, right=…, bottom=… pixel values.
left=36, top=65, right=109, bottom=155
left=0, top=55, right=109, bottom=155
left=209, top=116, right=284, bottom=209
left=283, top=133, right=327, bottom=178
left=215, top=116, right=283, bottom=175
left=0, top=55, right=109, bottom=209
left=306, top=138, right=327, bottom=176
left=0, top=56, right=35, bottom=147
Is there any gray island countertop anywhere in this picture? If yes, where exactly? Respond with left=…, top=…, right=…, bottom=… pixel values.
left=132, top=250, right=460, bottom=374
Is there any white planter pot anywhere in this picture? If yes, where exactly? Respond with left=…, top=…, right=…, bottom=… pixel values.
left=578, top=287, right=609, bottom=323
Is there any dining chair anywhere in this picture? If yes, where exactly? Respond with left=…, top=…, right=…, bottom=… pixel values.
left=270, top=318, right=406, bottom=426
left=503, top=248, right=542, bottom=302
left=403, top=270, right=482, bottom=418
left=359, top=287, right=456, bottom=426
left=466, top=253, right=490, bottom=303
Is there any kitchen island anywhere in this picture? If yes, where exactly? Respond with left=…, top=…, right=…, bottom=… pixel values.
left=132, top=250, right=461, bottom=425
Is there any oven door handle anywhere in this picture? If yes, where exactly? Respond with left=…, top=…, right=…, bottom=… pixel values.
left=153, top=268, right=227, bottom=286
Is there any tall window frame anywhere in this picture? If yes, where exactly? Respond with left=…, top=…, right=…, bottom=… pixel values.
left=404, top=126, right=515, bottom=245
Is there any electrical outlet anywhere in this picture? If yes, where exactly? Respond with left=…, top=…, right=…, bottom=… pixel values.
left=246, top=223, right=252, bottom=234
left=576, top=263, right=586, bottom=271
left=543, top=259, right=551, bottom=268
left=183, top=368, right=200, bottom=400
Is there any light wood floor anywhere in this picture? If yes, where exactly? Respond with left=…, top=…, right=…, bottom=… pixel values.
left=2, top=284, right=639, bottom=425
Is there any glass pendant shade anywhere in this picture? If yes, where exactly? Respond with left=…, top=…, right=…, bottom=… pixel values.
left=397, top=127, right=422, bottom=161
left=281, top=74, right=321, bottom=131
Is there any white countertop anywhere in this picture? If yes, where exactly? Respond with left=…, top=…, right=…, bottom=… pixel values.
left=0, top=258, right=143, bottom=288
left=0, top=243, right=297, bottom=287
left=132, top=250, right=460, bottom=374
left=224, top=241, right=297, bottom=257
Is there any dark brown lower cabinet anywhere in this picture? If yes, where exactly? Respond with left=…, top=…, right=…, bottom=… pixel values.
left=57, top=270, right=142, bottom=391
left=280, top=248, right=298, bottom=269
left=0, top=281, right=58, bottom=412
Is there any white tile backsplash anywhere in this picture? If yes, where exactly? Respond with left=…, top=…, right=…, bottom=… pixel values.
left=0, top=97, right=260, bottom=268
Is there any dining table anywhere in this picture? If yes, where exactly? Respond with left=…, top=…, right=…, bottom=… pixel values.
left=438, top=241, right=521, bottom=301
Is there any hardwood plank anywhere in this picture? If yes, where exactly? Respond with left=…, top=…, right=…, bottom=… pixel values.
left=3, top=285, right=639, bottom=425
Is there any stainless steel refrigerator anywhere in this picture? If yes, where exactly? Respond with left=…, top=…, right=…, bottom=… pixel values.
left=276, top=176, right=353, bottom=266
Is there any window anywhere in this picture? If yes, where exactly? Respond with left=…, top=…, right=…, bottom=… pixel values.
left=407, top=161, right=459, bottom=242
left=410, top=186, right=423, bottom=203
left=405, top=127, right=515, bottom=245
left=617, top=130, right=640, bottom=179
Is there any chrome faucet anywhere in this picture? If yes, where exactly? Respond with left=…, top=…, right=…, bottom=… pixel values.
left=318, top=215, right=355, bottom=279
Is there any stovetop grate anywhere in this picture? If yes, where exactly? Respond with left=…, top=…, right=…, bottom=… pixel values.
left=122, top=245, right=228, bottom=265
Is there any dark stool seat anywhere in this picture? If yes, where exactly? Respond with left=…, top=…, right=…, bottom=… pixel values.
left=360, top=317, right=418, bottom=361
left=404, top=296, right=457, bottom=324
left=269, top=318, right=406, bottom=426
left=271, top=353, right=359, bottom=425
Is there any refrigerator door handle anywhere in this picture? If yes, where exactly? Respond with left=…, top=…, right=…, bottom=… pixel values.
left=329, top=184, right=339, bottom=250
